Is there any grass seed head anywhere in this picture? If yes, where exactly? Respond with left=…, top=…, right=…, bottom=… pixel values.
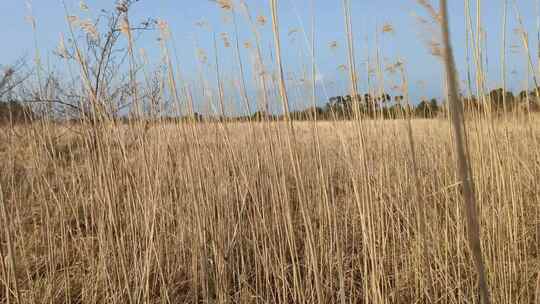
left=256, top=15, right=267, bottom=26
left=79, top=1, right=89, bottom=11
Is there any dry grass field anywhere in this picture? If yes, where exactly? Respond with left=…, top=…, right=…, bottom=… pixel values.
left=1, top=118, right=539, bottom=303
left=2, top=0, right=540, bottom=303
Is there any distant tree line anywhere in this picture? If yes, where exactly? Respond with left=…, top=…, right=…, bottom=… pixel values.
left=462, top=88, right=540, bottom=113
left=0, top=101, right=35, bottom=125
left=2, top=87, right=540, bottom=125
left=242, top=88, right=540, bottom=122
left=0, top=62, right=35, bottom=125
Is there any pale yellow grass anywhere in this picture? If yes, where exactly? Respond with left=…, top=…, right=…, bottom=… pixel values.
left=0, top=118, right=539, bottom=303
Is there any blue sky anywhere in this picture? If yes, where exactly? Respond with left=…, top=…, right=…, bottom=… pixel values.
left=1, top=0, right=539, bottom=112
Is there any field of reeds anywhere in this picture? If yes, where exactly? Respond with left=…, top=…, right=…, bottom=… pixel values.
left=1, top=0, right=540, bottom=303
left=1, top=117, right=539, bottom=303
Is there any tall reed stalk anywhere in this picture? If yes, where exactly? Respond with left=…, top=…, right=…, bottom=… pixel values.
left=439, top=1, right=491, bottom=302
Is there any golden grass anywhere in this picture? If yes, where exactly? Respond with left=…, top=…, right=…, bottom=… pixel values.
left=1, top=117, right=539, bottom=303
left=1, top=1, right=540, bottom=303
